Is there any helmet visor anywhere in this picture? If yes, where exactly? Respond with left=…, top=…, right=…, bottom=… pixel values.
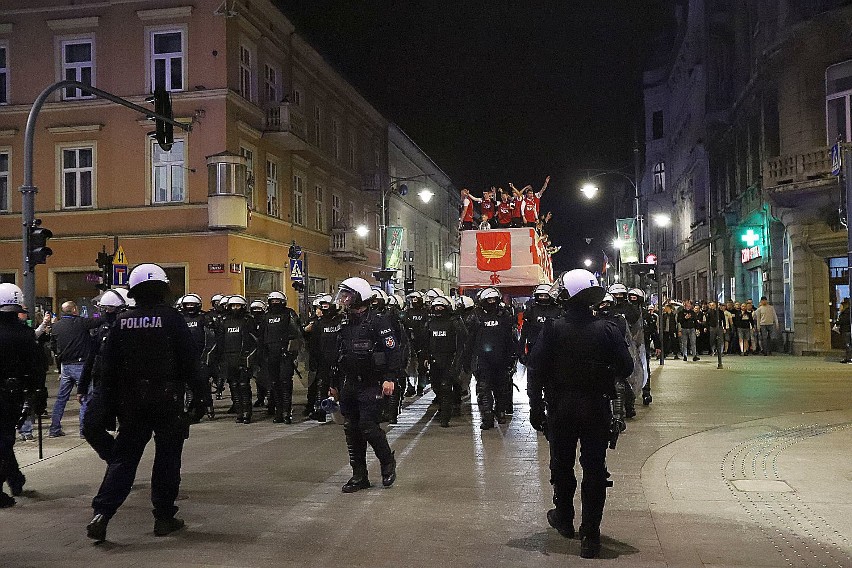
left=334, top=288, right=359, bottom=309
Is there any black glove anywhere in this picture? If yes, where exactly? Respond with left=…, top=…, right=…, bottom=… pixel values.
left=529, top=401, right=546, bottom=433
left=608, top=417, right=626, bottom=449
left=30, top=387, right=48, bottom=416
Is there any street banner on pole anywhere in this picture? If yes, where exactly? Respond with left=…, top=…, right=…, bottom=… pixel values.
left=386, top=226, right=404, bottom=270
left=617, top=218, right=640, bottom=263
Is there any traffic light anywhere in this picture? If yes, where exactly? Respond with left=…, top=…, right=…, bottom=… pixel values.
left=147, top=87, right=174, bottom=152
left=96, top=250, right=113, bottom=291
left=404, top=279, right=415, bottom=295
left=27, top=219, right=52, bottom=266
left=288, top=243, right=302, bottom=259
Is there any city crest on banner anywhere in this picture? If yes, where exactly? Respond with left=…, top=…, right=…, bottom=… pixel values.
left=476, top=231, right=512, bottom=272
left=385, top=226, right=404, bottom=270
left=616, top=218, right=639, bottom=264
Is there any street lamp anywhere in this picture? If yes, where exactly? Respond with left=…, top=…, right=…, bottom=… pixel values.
left=355, top=224, right=369, bottom=238
left=652, top=213, right=671, bottom=227
left=579, top=170, right=644, bottom=270
left=583, top=258, right=592, bottom=268
left=419, top=189, right=434, bottom=203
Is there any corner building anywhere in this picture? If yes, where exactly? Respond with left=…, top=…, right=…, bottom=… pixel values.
left=0, top=0, right=453, bottom=314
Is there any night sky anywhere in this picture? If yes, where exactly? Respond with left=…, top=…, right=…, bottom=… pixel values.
left=276, top=1, right=674, bottom=272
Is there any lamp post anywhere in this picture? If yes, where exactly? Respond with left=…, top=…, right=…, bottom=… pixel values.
left=580, top=170, right=644, bottom=284
left=650, top=212, right=670, bottom=366
left=373, top=174, right=434, bottom=292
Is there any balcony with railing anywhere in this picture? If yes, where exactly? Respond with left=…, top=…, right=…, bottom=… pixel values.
left=329, top=225, right=367, bottom=262
left=264, top=103, right=308, bottom=150
left=762, top=147, right=832, bottom=188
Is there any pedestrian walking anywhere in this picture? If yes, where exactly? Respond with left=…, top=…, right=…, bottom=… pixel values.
left=755, top=296, right=779, bottom=355
left=49, top=301, right=100, bottom=437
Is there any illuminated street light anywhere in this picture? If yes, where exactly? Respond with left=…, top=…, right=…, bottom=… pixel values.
left=583, top=258, right=592, bottom=268
left=613, top=273, right=620, bottom=281
left=653, top=213, right=671, bottom=227
left=444, top=260, right=453, bottom=270
left=419, top=189, right=434, bottom=203
left=612, top=238, right=624, bottom=250
left=580, top=183, right=599, bottom=200
left=355, top=224, right=369, bottom=238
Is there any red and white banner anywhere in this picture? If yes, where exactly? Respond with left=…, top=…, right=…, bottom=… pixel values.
left=460, top=228, right=552, bottom=287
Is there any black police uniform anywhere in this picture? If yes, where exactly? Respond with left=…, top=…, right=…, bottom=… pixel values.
left=258, top=306, right=302, bottom=423
left=404, top=304, right=429, bottom=395
left=333, top=308, right=403, bottom=490
left=311, top=309, right=344, bottom=421
left=90, top=302, right=204, bottom=523
left=217, top=311, right=257, bottom=423
left=0, top=314, right=47, bottom=506
left=303, top=313, right=320, bottom=415
left=470, top=304, right=517, bottom=428
left=520, top=299, right=562, bottom=363
left=206, top=306, right=227, bottom=397
left=425, top=308, right=468, bottom=426
left=79, top=314, right=121, bottom=461
left=527, top=303, right=633, bottom=556
left=374, top=303, right=408, bottom=423
left=183, top=309, right=215, bottom=419
left=641, top=309, right=659, bottom=404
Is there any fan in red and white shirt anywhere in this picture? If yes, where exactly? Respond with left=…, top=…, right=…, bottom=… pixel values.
left=459, top=188, right=482, bottom=230
left=479, top=188, right=497, bottom=228
left=520, top=175, right=550, bottom=227
left=496, top=188, right=513, bottom=228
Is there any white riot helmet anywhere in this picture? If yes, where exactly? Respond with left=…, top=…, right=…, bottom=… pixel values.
left=113, top=287, right=135, bottom=307
left=228, top=295, right=247, bottom=308
left=599, top=293, right=615, bottom=307
left=478, top=287, right=501, bottom=309
left=426, top=288, right=445, bottom=300
left=533, top=283, right=554, bottom=303
left=628, top=287, right=646, bottom=303
left=553, top=269, right=605, bottom=306
left=0, top=283, right=25, bottom=313
left=406, top=291, right=425, bottom=307
left=316, top=294, right=338, bottom=314
left=249, top=299, right=267, bottom=312
left=127, top=263, right=169, bottom=299
left=267, top=291, right=286, bottom=303
left=211, top=293, right=224, bottom=305
left=430, top=295, right=453, bottom=314
left=607, top=283, right=628, bottom=297
left=371, top=288, right=389, bottom=306
left=334, top=277, right=374, bottom=309
left=392, top=294, right=405, bottom=308
left=460, top=296, right=475, bottom=310
left=311, top=296, right=323, bottom=308
left=97, top=289, right=127, bottom=309
left=180, top=293, right=202, bottom=314
left=218, top=295, right=231, bottom=308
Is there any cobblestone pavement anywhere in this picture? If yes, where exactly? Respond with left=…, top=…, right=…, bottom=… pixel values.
left=3, top=355, right=852, bottom=567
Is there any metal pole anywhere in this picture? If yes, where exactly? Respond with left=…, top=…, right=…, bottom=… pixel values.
left=634, top=135, right=645, bottom=260
left=657, top=229, right=664, bottom=366
left=843, top=144, right=852, bottom=342
left=20, top=80, right=190, bottom=318
left=302, top=251, right=309, bottom=320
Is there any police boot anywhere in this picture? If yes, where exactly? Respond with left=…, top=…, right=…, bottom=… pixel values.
left=343, top=425, right=370, bottom=493
left=272, top=387, right=286, bottom=424
left=0, top=492, right=15, bottom=508
left=240, top=382, right=253, bottom=424
left=404, top=378, right=416, bottom=398
left=282, top=379, right=293, bottom=424
left=478, top=391, right=495, bottom=430
left=231, top=385, right=243, bottom=422
left=381, top=451, right=397, bottom=487
left=154, top=516, right=185, bottom=537
left=86, top=513, right=109, bottom=542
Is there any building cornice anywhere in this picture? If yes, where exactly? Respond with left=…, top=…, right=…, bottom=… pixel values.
left=46, top=16, right=98, bottom=30
left=136, top=7, right=193, bottom=21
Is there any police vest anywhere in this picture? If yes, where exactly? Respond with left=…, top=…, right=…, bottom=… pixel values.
left=263, top=310, right=291, bottom=348
left=428, top=315, right=458, bottom=356
left=221, top=315, right=251, bottom=355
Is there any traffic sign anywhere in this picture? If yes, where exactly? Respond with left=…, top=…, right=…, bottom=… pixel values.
left=832, top=142, right=842, bottom=176
left=112, top=245, right=128, bottom=286
left=289, top=258, right=304, bottom=282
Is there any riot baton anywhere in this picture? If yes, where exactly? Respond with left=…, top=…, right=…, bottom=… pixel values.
left=37, top=412, right=43, bottom=459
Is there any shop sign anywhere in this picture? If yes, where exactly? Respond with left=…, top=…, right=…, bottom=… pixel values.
left=229, top=263, right=242, bottom=274
left=208, top=263, right=225, bottom=273
left=741, top=246, right=762, bottom=263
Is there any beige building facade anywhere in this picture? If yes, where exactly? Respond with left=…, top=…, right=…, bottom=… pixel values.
left=0, top=0, right=447, bottom=315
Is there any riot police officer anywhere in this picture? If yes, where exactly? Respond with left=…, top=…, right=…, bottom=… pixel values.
left=520, top=284, right=562, bottom=364
left=179, top=294, right=215, bottom=421
left=629, top=288, right=658, bottom=405
left=404, top=291, right=429, bottom=397
left=217, top=295, right=257, bottom=423
left=303, top=296, right=324, bottom=418
left=207, top=294, right=228, bottom=399
left=309, top=295, right=343, bottom=422
left=248, top=300, right=268, bottom=409
left=470, top=287, right=517, bottom=429
left=527, top=270, right=633, bottom=559
left=330, top=278, right=400, bottom=492
left=608, top=283, right=644, bottom=419
left=425, top=296, right=468, bottom=427
left=86, top=263, right=206, bottom=542
left=258, top=291, right=302, bottom=423
left=0, top=284, right=47, bottom=507
left=78, top=289, right=132, bottom=461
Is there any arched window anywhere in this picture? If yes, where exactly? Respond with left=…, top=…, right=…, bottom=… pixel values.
left=653, top=162, right=666, bottom=194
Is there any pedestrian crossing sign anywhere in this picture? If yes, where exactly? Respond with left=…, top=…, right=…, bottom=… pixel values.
left=289, top=258, right=304, bottom=282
